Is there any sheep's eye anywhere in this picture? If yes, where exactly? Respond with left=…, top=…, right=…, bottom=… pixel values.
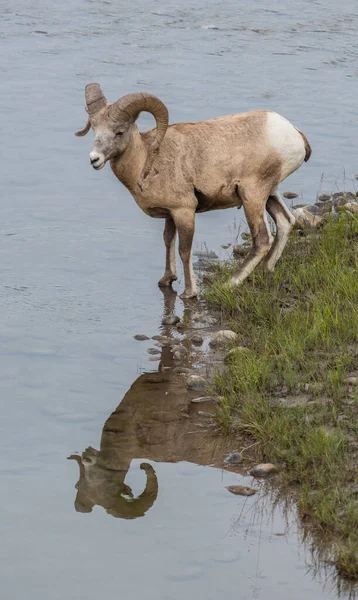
left=115, top=131, right=124, bottom=136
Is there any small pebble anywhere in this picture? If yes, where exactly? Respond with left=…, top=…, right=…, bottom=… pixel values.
left=190, top=334, right=204, bottom=345
left=226, top=485, right=257, bottom=497
left=221, top=244, right=231, bottom=249
left=232, top=244, right=250, bottom=257
left=173, top=366, right=191, bottom=374
left=172, top=345, right=188, bottom=361
left=162, top=314, right=180, bottom=326
left=147, top=347, right=161, bottom=355
left=148, top=356, right=161, bottom=362
left=224, top=347, right=250, bottom=363
left=197, top=411, right=215, bottom=417
left=346, top=376, right=358, bottom=386
left=191, top=396, right=216, bottom=403
left=224, top=452, right=243, bottom=465
left=209, top=330, right=238, bottom=346
left=152, top=335, right=168, bottom=341
left=193, top=249, right=218, bottom=259
left=318, top=193, right=332, bottom=202
left=134, top=334, right=150, bottom=341
left=187, top=375, right=206, bottom=390
left=249, top=463, right=278, bottom=477
left=192, top=313, right=217, bottom=325
left=283, top=192, right=299, bottom=199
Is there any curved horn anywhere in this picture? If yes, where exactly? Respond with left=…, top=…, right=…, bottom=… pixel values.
left=85, top=82, right=107, bottom=116
left=109, top=92, right=169, bottom=152
left=106, top=463, right=159, bottom=520
left=75, top=119, right=91, bottom=137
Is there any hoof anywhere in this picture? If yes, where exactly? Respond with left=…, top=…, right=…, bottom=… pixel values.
left=180, top=290, right=198, bottom=300
left=262, top=262, right=275, bottom=273
left=158, top=275, right=177, bottom=287
left=228, top=277, right=241, bottom=288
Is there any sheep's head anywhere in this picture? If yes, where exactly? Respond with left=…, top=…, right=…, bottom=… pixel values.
left=75, top=83, right=169, bottom=172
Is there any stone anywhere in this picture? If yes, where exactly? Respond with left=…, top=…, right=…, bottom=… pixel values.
left=332, top=191, right=356, bottom=207
left=197, top=411, right=215, bottom=417
left=162, top=314, right=180, bottom=326
left=193, top=249, right=218, bottom=259
left=193, top=258, right=217, bottom=272
left=190, top=334, right=204, bottom=345
left=345, top=202, right=358, bottom=214
left=292, top=206, right=321, bottom=228
left=224, top=346, right=250, bottom=363
left=190, top=396, right=216, bottom=403
left=209, top=330, right=238, bottom=347
left=232, top=244, right=250, bottom=257
left=317, top=193, right=332, bottom=203
left=292, top=203, right=309, bottom=209
left=224, top=452, right=243, bottom=465
left=192, top=313, right=218, bottom=325
left=221, top=244, right=231, bottom=249
left=313, top=201, right=333, bottom=215
left=186, top=375, right=206, bottom=390
left=355, top=175, right=358, bottom=180
left=173, top=366, right=191, bottom=374
left=226, top=485, right=257, bottom=496
left=306, top=204, right=329, bottom=216
left=249, top=463, right=278, bottom=477
left=346, top=376, right=358, bottom=386
left=283, top=191, right=299, bottom=199
left=134, top=334, right=150, bottom=341
left=147, top=347, right=161, bottom=355
left=172, top=345, right=188, bottom=361
left=152, top=335, right=168, bottom=342
left=148, top=356, right=161, bottom=362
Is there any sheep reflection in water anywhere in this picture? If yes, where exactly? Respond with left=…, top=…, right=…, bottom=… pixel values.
left=69, top=289, right=236, bottom=520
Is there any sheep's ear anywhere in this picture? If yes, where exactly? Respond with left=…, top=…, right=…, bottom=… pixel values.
left=75, top=119, right=91, bottom=136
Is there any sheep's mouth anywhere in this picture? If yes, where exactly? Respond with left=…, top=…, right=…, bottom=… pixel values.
left=93, top=162, right=105, bottom=170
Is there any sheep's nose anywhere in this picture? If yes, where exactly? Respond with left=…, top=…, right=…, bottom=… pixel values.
left=89, top=151, right=105, bottom=170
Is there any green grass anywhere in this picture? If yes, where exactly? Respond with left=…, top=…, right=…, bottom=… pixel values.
left=203, top=213, right=358, bottom=581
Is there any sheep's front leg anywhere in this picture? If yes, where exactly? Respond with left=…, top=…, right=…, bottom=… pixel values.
left=172, top=208, right=198, bottom=299
left=158, top=217, right=177, bottom=287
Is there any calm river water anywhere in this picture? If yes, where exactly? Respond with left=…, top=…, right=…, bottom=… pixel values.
left=1, top=1, right=358, bottom=599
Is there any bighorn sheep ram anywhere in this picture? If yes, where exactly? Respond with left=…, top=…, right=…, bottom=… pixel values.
left=76, top=83, right=311, bottom=298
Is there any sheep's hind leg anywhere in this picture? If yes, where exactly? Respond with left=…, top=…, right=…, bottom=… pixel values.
left=172, top=208, right=198, bottom=299
left=158, top=217, right=178, bottom=287
left=230, top=193, right=273, bottom=287
left=262, top=192, right=295, bottom=272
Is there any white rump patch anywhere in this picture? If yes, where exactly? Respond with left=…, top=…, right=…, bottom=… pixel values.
left=266, top=112, right=306, bottom=180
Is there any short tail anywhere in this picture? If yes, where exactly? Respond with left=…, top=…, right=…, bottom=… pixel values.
left=296, top=128, right=312, bottom=162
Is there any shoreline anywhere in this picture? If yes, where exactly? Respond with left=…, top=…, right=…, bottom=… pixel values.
left=198, top=200, right=358, bottom=584
left=132, top=193, right=358, bottom=588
